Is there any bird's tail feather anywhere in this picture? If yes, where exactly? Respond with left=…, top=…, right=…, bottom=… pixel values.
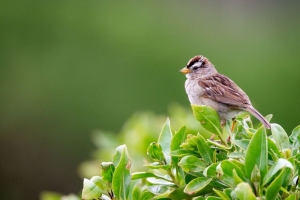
left=247, top=106, right=271, bottom=129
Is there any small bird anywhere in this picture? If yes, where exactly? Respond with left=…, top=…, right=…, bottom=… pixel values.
left=180, top=55, right=271, bottom=129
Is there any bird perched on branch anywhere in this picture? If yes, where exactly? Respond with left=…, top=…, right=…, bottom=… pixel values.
left=180, top=55, right=271, bottom=129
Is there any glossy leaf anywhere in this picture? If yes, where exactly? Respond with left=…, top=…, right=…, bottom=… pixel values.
left=101, top=162, right=115, bottom=184
left=290, top=125, right=300, bottom=150
left=167, top=186, right=193, bottom=199
left=147, top=177, right=174, bottom=186
left=232, top=169, right=244, bottom=185
left=232, top=182, right=256, bottom=200
left=171, top=126, right=186, bottom=165
left=265, top=168, right=286, bottom=200
left=158, top=118, right=172, bottom=165
left=113, top=145, right=126, bottom=166
left=82, top=178, right=102, bottom=200
left=147, top=142, right=166, bottom=164
left=132, top=183, right=142, bottom=200
left=271, top=123, right=290, bottom=150
left=170, top=149, right=198, bottom=157
left=148, top=185, right=168, bottom=195
left=206, top=197, right=222, bottom=200
left=178, top=155, right=206, bottom=173
left=140, top=189, right=155, bottom=200
left=131, top=172, right=159, bottom=180
left=263, top=158, right=293, bottom=186
left=213, top=188, right=230, bottom=200
left=191, top=105, right=223, bottom=139
left=227, top=152, right=245, bottom=159
left=203, top=163, right=218, bottom=177
left=233, top=139, right=249, bottom=150
left=216, top=160, right=246, bottom=186
left=250, top=165, right=260, bottom=195
left=196, top=134, right=213, bottom=164
left=245, top=127, right=268, bottom=180
left=144, top=162, right=171, bottom=170
left=285, top=193, right=297, bottom=200
left=184, top=177, right=212, bottom=195
left=267, top=138, right=282, bottom=158
left=90, top=176, right=109, bottom=192
left=112, top=145, right=131, bottom=200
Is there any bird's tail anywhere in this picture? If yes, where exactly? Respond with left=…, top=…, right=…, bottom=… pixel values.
left=247, top=106, right=271, bottom=129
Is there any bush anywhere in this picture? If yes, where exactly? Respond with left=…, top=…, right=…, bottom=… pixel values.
left=82, top=105, right=300, bottom=200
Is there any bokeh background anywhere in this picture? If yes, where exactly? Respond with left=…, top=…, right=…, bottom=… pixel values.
left=1, top=1, right=300, bottom=199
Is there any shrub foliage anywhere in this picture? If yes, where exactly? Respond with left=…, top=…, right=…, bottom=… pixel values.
left=82, top=105, right=300, bottom=200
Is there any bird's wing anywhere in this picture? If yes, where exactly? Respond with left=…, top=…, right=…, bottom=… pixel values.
left=198, top=74, right=251, bottom=107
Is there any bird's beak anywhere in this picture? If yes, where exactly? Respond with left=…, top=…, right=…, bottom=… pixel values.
left=179, top=67, right=191, bottom=74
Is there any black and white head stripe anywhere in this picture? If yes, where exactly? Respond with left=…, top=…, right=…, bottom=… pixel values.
left=186, top=55, right=209, bottom=69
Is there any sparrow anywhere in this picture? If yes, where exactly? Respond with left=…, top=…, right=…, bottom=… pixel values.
left=180, top=55, right=271, bottom=129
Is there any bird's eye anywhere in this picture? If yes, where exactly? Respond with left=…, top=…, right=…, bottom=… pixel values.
left=193, top=66, right=199, bottom=70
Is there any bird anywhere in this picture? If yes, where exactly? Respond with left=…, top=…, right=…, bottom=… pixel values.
left=180, top=55, right=271, bottom=129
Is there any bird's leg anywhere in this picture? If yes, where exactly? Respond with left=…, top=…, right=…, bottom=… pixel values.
left=231, top=118, right=237, bottom=132
left=227, top=118, right=236, bottom=143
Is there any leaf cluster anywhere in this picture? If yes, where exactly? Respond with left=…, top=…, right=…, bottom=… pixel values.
left=82, top=105, right=300, bottom=200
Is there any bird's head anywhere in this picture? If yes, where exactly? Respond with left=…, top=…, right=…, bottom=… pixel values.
left=180, top=55, right=217, bottom=79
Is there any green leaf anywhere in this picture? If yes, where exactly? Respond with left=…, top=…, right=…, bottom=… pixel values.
left=140, top=189, right=155, bottom=200
left=191, top=105, right=223, bottom=140
left=167, top=186, right=192, bottom=199
left=213, top=188, right=230, bottom=200
left=132, top=183, right=142, bottom=200
left=82, top=178, right=102, bottom=200
left=233, top=139, right=249, bottom=150
left=216, top=160, right=246, bottom=186
left=112, top=145, right=131, bottom=200
left=171, top=126, right=186, bottom=165
left=90, top=176, right=109, bottom=192
left=232, top=169, right=244, bottom=185
left=196, top=134, right=213, bottom=164
left=265, top=168, right=287, bottom=200
left=184, top=177, right=212, bottom=195
left=227, top=152, right=245, bottom=159
left=101, top=162, right=115, bottom=184
left=263, top=158, right=294, bottom=186
left=271, top=123, right=290, bottom=150
left=245, top=127, right=268, bottom=181
left=147, top=142, right=166, bottom=164
left=285, top=193, right=297, bottom=200
left=144, top=162, right=171, bottom=170
left=132, top=172, right=172, bottom=183
left=113, top=145, right=126, bottom=166
left=267, top=138, right=282, bottom=158
left=178, top=155, right=207, bottom=173
left=203, top=163, right=218, bottom=177
left=192, top=197, right=205, bottom=200
left=147, top=177, right=174, bottom=186
left=158, top=118, right=172, bottom=165
left=290, top=125, right=300, bottom=150
left=131, top=172, right=159, bottom=180
left=206, top=197, right=222, bottom=200
left=232, top=182, right=256, bottom=200
left=148, top=185, right=168, bottom=195
left=250, top=165, right=260, bottom=196
left=170, top=149, right=199, bottom=157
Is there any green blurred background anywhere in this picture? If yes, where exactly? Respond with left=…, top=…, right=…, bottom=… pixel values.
left=1, top=1, right=300, bottom=199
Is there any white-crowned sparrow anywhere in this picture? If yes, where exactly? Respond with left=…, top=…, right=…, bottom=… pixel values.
left=180, top=55, right=271, bottom=129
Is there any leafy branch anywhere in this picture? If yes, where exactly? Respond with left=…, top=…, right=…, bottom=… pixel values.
left=81, top=105, right=300, bottom=200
